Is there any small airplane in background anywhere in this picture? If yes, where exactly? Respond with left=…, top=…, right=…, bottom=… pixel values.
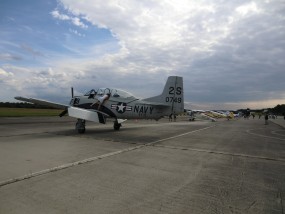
left=15, top=76, right=184, bottom=133
left=187, top=109, right=237, bottom=122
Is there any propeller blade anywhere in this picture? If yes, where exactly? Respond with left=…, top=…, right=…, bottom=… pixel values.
left=71, top=87, right=74, bottom=98
left=59, top=109, right=68, bottom=117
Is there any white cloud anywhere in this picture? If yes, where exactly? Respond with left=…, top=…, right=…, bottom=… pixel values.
left=0, top=67, right=21, bottom=95
left=71, top=17, right=88, bottom=29
left=51, top=10, right=88, bottom=29
left=0, top=53, right=22, bottom=61
left=235, top=2, right=261, bottom=16
left=51, top=10, right=70, bottom=20
left=0, top=67, right=14, bottom=77
left=58, top=0, right=240, bottom=64
left=69, top=28, right=85, bottom=37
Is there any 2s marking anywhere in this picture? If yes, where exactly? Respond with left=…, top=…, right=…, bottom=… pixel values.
left=169, top=87, right=182, bottom=95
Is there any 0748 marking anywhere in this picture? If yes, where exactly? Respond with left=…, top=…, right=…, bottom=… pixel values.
left=166, top=97, right=182, bottom=103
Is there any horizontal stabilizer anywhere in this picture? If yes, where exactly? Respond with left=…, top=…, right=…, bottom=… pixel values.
left=117, top=119, right=127, bottom=124
left=139, top=101, right=170, bottom=107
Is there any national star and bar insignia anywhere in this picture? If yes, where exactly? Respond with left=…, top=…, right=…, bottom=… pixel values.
left=111, top=102, right=132, bottom=113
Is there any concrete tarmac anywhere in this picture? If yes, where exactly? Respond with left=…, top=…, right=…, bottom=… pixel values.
left=0, top=116, right=284, bottom=213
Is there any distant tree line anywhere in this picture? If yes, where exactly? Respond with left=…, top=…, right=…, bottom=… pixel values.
left=238, top=104, right=285, bottom=115
left=270, top=104, right=285, bottom=115
left=0, top=102, right=57, bottom=109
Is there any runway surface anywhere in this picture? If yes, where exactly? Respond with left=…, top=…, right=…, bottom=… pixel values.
left=0, top=116, right=285, bottom=213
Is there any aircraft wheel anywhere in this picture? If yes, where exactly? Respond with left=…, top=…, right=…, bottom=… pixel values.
left=114, top=121, right=121, bottom=130
left=78, top=128, right=85, bottom=134
left=76, top=119, right=86, bottom=134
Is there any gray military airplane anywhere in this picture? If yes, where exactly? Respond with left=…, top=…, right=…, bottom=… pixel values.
left=15, top=76, right=184, bottom=133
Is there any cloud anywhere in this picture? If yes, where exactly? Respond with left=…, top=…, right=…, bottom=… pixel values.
left=0, top=67, right=18, bottom=97
left=0, top=67, right=14, bottom=77
left=235, top=2, right=261, bottom=16
left=20, top=44, right=45, bottom=57
left=0, top=53, right=22, bottom=61
left=69, top=28, right=85, bottom=37
left=0, top=65, right=77, bottom=101
left=50, top=10, right=70, bottom=21
left=51, top=10, right=88, bottom=29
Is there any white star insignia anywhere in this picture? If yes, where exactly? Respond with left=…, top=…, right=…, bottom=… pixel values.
left=117, top=103, right=126, bottom=112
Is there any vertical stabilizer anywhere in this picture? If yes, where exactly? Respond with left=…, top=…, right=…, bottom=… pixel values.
left=143, top=76, right=184, bottom=115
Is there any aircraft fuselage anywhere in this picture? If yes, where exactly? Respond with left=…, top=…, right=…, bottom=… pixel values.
left=71, top=95, right=167, bottom=120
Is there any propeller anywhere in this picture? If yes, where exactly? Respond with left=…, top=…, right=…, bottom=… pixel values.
left=59, top=109, right=68, bottom=117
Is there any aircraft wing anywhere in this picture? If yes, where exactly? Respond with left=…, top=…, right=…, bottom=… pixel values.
left=14, top=96, right=68, bottom=110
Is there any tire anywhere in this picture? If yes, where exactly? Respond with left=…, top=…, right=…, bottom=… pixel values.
left=78, top=128, right=85, bottom=134
left=114, top=122, right=121, bottom=131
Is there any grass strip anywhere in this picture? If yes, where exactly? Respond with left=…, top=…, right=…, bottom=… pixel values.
left=0, top=108, right=62, bottom=117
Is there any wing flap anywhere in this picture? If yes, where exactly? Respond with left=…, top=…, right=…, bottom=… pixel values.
left=68, top=107, right=109, bottom=123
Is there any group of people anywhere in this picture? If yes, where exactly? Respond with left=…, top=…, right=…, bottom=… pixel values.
left=242, top=110, right=279, bottom=125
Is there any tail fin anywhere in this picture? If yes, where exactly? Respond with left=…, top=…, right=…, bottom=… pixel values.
left=144, top=76, right=184, bottom=115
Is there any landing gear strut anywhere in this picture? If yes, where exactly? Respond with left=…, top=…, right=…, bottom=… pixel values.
left=113, top=121, right=121, bottom=131
left=76, top=119, right=85, bottom=134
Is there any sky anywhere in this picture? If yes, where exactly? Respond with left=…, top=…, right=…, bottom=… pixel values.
left=0, top=0, right=285, bottom=110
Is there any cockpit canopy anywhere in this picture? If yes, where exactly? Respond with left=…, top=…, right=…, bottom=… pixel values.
left=84, top=88, right=136, bottom=99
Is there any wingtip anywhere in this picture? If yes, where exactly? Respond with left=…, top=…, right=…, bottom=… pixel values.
left=14, top=96, right=30, bottom=102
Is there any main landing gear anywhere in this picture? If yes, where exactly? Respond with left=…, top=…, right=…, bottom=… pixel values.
left=75, top=119, right=122, bottom=133
left=76, top=119, right=85, bottom=134
left=113, top=121, right=121, bottom=131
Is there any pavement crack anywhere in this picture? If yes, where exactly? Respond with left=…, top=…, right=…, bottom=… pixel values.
left=278, top=189, right=284, bottom=214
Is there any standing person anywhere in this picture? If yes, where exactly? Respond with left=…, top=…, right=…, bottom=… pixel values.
left=265, top=113, right=269, bottom=125
left=283, top=112, right=285, bottom=120
left=169, top=113, right=173, bottom=122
